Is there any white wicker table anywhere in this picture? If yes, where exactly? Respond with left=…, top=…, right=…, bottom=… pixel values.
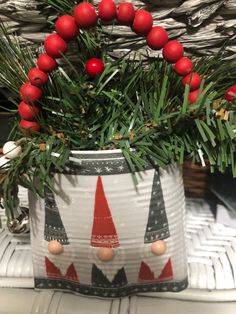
left=0, top=192, right=236, bottom=313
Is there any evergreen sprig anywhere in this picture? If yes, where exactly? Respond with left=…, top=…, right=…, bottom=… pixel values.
left=0, top=25, right=35, bottom=97
left=45, top=0, right=80, bottom=14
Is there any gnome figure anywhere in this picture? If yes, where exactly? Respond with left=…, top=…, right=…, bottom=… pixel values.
left=44, top=187, right=69, bottom=245
left=144, top=170, right=170, bottom=243
left=90, top=176, right=127, bottom=288
left=44, top=187, right=79, bottom=284
left=138, top=170, right=174, bottom=285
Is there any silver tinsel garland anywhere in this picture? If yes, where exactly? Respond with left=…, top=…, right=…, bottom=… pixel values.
left=0, top=0, right=235, bottom=58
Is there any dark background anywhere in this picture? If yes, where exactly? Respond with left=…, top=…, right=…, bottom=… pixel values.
left=0, top=92, right=15, bottom=146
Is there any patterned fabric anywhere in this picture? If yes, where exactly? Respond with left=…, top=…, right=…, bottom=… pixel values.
left=30, top=153, right=187, bottom=298
left=45, top=257, right=79, bottom=283
left=91, top=176, right=120, bottom=248
left=144, top=171, right=170, bottom=243
left=138, top=259, right=173, bottom=282
left=35, top=277, right=188, bottom=298
left=44, top=187, right=69, bottom=244
left=92, top=264, right=127, bottom=288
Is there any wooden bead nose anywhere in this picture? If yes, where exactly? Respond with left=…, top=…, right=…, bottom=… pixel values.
left=151, top=240, right=167, bottom=256
left=97, top=247, right=115, bottom=262
left=48, top=240, right=64, bottom=255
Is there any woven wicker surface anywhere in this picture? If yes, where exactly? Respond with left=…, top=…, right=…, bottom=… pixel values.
left=0, top=0, right=235, bottom=59
left=183, top=161, right=211, bottom=199
left=96, top=0, right=236, bottom=60
left=1, top=188, right=236, bottom=302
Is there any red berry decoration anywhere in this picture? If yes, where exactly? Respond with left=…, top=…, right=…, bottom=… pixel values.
left=55, top=15, right=79, bottom=41
left=20, top=83, right=42, bottom=103
left=188, top=89, right=200, bottom=104
left=117, top=2, right=135, bottom=25
left=37, top=54, right=58, bottom=73
left=162, top=40, right=184, bottom=63
left=132, top=10, right=153, bottom=35
left=85, top=58, right=105, bottom=77
left=16, top=2, right=233, bottom=143
left=98, top=0, right=116, bottom=22
left=182, top=73, right=201, bottom=91
left=19, top=120, right=40, bottom=132
left=28, top=68, right=48, bottom=87
left=225, top=85, right=236, bottom=101
left=44, top=34, right=68, bottom=58
left=174, top=57, right=193, bottom=76
left=146, top=26, right=168, bottom=50
left=74, top=2, right=98, bottom=29
left=18, top=101, right=40, bottom=121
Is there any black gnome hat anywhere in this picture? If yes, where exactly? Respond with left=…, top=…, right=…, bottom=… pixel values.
left=44, top=187, right=69, bottom=244
left=144, top=170, right=170, bottom=243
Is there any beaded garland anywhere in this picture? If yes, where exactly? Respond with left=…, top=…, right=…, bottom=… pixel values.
left=18, top=0, right=235, bottom=133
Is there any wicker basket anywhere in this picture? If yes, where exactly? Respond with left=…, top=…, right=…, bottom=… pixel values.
left=183, top=160, right=211, bottom=199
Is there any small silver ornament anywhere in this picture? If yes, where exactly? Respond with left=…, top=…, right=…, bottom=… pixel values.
left=7, top=207, right=30, bottom=234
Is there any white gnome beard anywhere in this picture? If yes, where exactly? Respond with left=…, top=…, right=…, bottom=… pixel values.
left=91, top=247, right=125, bottom=282
left=142, top=241, right=171, bottom=278
left=45, top=241, right=75, bottom=276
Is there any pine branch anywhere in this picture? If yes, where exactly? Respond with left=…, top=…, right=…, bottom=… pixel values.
left=0, top=24, right=35, bottom=96
left=44, top=0, right=80, bottom=14
left=1, top=21, right=236, bottom=217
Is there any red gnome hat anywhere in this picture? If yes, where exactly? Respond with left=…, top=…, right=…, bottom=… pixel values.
left=91, top=176, right=119, bottom=248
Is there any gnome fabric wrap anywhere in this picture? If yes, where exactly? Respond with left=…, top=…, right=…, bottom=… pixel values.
left=29, top=151, right=187, bottom=298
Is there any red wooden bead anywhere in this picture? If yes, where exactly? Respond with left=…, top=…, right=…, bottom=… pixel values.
left=182, top=73, right=201, bottom=91
left=162, top=40, right=184, bottom=63
left=28, top=68, right=48, bottom=87
left=174, top=57, right=193, bottom=76
left=146, top=26, right=168, bottom=50
left=132, top=10, right=153, bottom=35
left=188, top=89, right=200, bottom=104
left=55, top=15, right=79, bottom=41
left=18, top=101, right=40, bottom=121
left=225, top=85, right=236, bottom=101
left=98, top=0, right=117, bottom=21
left=20, top=83, right=42, bottom=103
left=117, top=2, right=135, bottom=25
left=19, top=120, right=40, bottom=132
left=44, top=34, right=68, bottom=58
left=85, top=58, right=105, bottom=77
left=74, top=2, right=98, bottom=28
left=37, top=54, right=58, bottom=73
